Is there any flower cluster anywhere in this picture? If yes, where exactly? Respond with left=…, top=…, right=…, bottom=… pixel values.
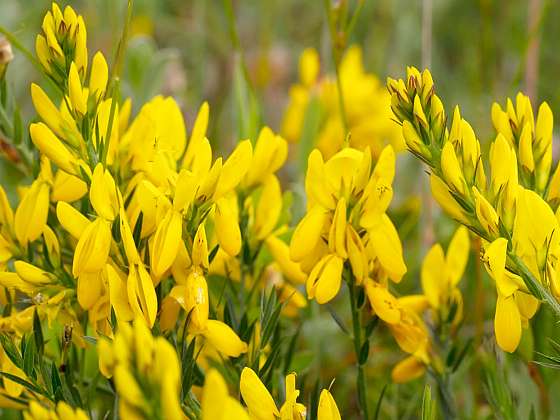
left=388, top=67, right=558, bottom=352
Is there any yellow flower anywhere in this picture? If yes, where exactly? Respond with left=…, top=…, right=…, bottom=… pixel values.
left=168, top=269, right=209, bottom=332
left=24, top=401, right=89, bottom=420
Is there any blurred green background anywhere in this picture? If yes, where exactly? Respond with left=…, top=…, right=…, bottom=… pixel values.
left=1, top=0, right=560, bottom=418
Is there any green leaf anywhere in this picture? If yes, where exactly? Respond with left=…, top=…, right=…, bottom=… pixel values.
left=33, top=309, right=44, bottom=357
left=373, top=384, right=388, bottom=420
left=326, top=305, right=349, bottom=336
left=0, top=371, right=46, bottom=396
left=0, top=334, right=23, bottom=368
left=358, top=340, right=370, bottom=365
left=421, top=385, right=436, bottom=420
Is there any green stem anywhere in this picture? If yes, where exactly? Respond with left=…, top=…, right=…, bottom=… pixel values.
left=509, top=253, right=560, bottom=318
left=348, top=277, right=369, bottom=419
left=323, top=0, right=350, bottom=138
left=434, top=372, right=456, bottom=419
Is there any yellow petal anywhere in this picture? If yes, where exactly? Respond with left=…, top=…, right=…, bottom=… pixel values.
left=202, top=370, right=229, bottom=420
left=77, top=270, right=103, bottom=310
left=192, top=223, right=209, bottom=269
left=421, top=244, right=446, bottom=308
left=494, top=294, right=521, bottom=353
left=255, top=175, right=282, bottom=240
left=56, top=201, right=90, bottom=239
left=366, top=215, right=407, bottom=282
left=89, top=51, right=109, bottom=101
left=265, top=236, right=306, bottom=284
left=214, top=197, right=242, bottom=256
left=151, top=209, right=182, bottom=277
left=69, top=61, right=87, bottom=115
left=213, top=140, right=253, bottom=198
left=445, top=226, right=470, bottom=286
left=14, top=180, right=49, bottom=245
left=317, top=389, right=341, bottom=420
left=202, top=320, right=248, bottom=357
left=73, top=218, right=111, bottom=276
left=391, top=356, right=426, bottom=383
left=30, top=83, right=64, bottom=137
left=290, top=205, right=327, bottom=262
left=51, top=171, right=87, bottom=202
left=307, top=254, right=343, bottom=304
left=127, top=264, right=158, bottom=327
left=365, top=281, right=401, bottom=324
left=29, top=122, right=76, bottom=175
left=183, top=101, right=210, bottom=169
left=106, top=264, right=134, bottom=322
left=240, top=367, right=279, bottom=420
left=90, top=163, right=119, bottom=220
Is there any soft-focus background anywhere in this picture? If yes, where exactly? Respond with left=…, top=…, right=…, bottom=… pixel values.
left=1, top=0, right=559, bottom=418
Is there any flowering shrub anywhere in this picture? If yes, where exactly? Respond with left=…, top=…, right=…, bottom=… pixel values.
left=0, top=2, right=559, bottom=419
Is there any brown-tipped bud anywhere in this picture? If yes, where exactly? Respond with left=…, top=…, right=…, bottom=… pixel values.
left=0, top=37, right=14, bottom=79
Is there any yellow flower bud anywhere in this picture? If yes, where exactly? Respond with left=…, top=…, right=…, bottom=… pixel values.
left=472, top=187, right=499, bottom=236
left=441, top=142, right=466, bottom=195
left=192, top=223, right=209, bottom=269
left=89, top=51, right=109, bottom=101
left=299, top=47, right=320, bottom=87
left=69, top=62, right=88, bottom=115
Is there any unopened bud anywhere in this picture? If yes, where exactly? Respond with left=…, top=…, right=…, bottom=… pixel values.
left=0, top=37, right=14, bottom=79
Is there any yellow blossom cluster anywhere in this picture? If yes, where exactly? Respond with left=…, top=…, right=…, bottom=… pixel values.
left=282, top=46, right=403, bottom=159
